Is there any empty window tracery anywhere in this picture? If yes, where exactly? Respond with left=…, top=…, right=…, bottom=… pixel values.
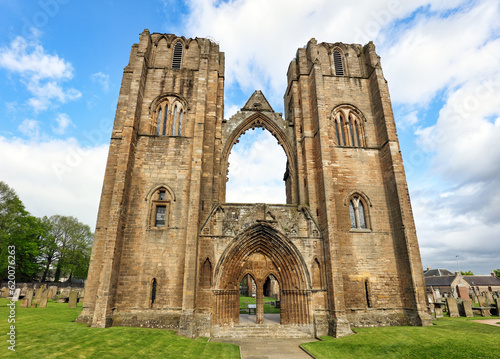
left=349, top=195, right=368, bottom=229
left=153, top=98, right=185, bottom=136
left=332, top=106, right=365, bottom=147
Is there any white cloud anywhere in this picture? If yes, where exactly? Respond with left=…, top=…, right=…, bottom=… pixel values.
left=226, top=128, right=287, bottom=203
left=52, top=113, right=74, bottom=135
left=0, top=136, right=108, bottom=229
left=18, top=119, right=41, bottom=138
left=0, top=36, right=81, bottom=111
left=91, top=72, right=110, bottom=92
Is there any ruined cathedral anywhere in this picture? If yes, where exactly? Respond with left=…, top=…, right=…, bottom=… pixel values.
left=77, top=30, right=431, bottom=338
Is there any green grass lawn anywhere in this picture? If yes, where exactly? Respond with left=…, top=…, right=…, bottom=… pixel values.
left=0, top=298, right=239, bottom=358
left=239, top=296, right=280, bottom=313
left=302, top=316, right=500, bottom=359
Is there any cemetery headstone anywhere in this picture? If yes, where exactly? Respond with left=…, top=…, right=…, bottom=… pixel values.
left=39, top=290, right=48, bottom=308
left=11, top=288, right=21, bottom=301
left=68, top=291, right=78, bottom=308
left=446, top=297, right=459, bottom=317
left=461, top=300, right=473, bottom=317
left=20, top=298, right=29, bottom=308
left=485, top=292, right=494, bottom=305
left=26, top=289, right=34, bottom=307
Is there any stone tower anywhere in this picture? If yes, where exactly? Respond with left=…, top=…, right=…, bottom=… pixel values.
left=77, top=31, right=431, bottom=338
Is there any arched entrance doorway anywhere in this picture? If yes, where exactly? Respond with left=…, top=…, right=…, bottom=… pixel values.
left=213, top=223, right=311, bottom=326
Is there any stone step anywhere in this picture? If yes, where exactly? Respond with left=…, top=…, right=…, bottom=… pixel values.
left=212, top=324, right=314, bottom=338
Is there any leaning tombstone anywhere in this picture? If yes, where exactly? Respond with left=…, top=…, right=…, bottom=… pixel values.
left=477, top=295, right=487, bottom=307
left=20, top=284, right=28, bottom=297
left=31, top=299, right=40, bottom=308
left=485, top=292, right=494, bottom=306
left=446, top=297, right=459, bottom=317
left=68, top=291, right=78, bottom=308
left=462, top=300, right=473, bottom=317
left=26, top=289, right=34, bottom=307
left=39, top=290, right=48, bottom=308
left=20, top=298, right=29, bottom=308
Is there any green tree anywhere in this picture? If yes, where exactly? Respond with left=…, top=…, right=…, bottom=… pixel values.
left=460, top=270, right=474, bottom=276
left=0, top=181, right=48, bottom=281
left=494, top=269, right=500, bottom=279
left=47, top=215, right=93, bottom=282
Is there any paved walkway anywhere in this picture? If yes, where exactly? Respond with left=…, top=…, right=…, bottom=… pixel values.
left=212, top=338, right=317, bottom=359
left=472, top=319, right=500, bottom=327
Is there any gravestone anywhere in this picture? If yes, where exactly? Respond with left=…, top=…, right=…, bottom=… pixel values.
left=495, top=299, right=500, bottom=316
left=34, top=287, right=43, bottom=301
left=457, top=286, right=470, bottom=301
left=446, top=297, right=459, bottom=317
left=31, top=299, right=39, bottom=308
left=1, top=287, right=9, bottom=298
left=434, top=304, right=444, bottom=318
left=26, top=289, right=34, bottom=307
left=68, top=291, right=78, bottom=308
left=477, top=295, right=487, bottom=307
left=49, top=286, right=58, bottom=299
left=20, top=284, right=28, bottom=297
left=461, top=300, right=473, bottom=317
left=485, top=292, right=494, bottom=305
left=20, top=298, right=29, bottom=308
left=39, top=290, right=48, bottom=308
left=11, top=288, right=21, bottom=301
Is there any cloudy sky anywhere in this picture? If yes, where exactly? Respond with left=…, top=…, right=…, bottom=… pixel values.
left=0, top=0, right=499, bottom=275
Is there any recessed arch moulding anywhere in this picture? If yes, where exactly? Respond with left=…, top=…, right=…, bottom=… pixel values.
left=219, top=90, right=298, bottom=204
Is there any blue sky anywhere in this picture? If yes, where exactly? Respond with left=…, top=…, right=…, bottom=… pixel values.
left=0, top=0, right=499, bottom=275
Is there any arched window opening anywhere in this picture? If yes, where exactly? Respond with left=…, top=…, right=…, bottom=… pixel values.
left=334, top=120, right=340, bottom=145
left=226, top=128, right=287, bottom=204
left=332, top=107, right=364, bottom=148
left=178, top=109, right=183, bottom=136
left=348, top=115, right=355, bottom=146
left=162, top=104, right=168, bottom=136
left=151, top=278, right=157, bottom=308
left=172, top=106, right=178, bottom=135
left=355, top=121, right=360, bottom=147
left=156, top=108, right=162, bottom=136
left=150, top=187, right=172, bottom=228
left=339, top=114, right=346, bottom=146
left=333, top=50, right=344, bottom=76
left=349, top=195, right=368, bottom=229
left=153, top=99, right=184, bottom=136
left=172, top=41, right=183, bottom=69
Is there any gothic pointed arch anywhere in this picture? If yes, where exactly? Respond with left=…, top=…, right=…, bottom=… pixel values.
left=213, top=223, right=311, bottom=325
left=220, top=112, right=298, bottom=203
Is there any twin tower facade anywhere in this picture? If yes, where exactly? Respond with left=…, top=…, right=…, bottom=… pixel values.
left=77, top=30, right=431, bottom=337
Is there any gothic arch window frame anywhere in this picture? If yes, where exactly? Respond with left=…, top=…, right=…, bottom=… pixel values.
left=331, top=104, right=366, bottom=148
left=150, top=93, right=188, bottom=137
left=145, top=185, right=176, bottom=229
left=332, top=48, right=346, bottom=76
left=344, top=190, right=372, bottom=232
left=200, top=257, right=213, bottom=289
left=311, top=257, right=324, bottom=290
